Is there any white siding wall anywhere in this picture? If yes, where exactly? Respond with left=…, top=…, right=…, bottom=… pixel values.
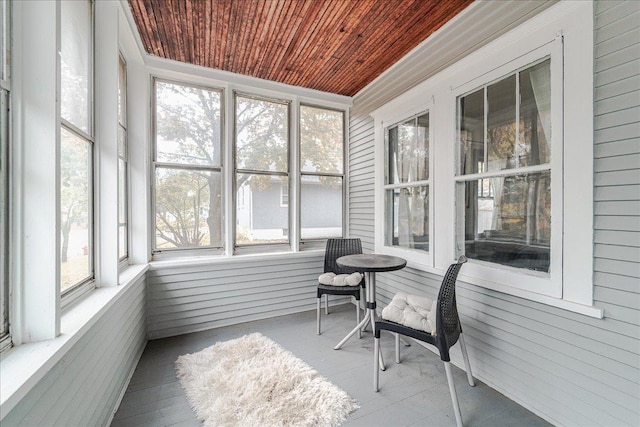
left=1, top=277, right=146, bottom=427
left=146, top=254, right=325, bottom=339
left=348, top=1, right=640, bottom=425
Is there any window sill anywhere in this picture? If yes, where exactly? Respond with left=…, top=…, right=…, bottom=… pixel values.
left=395, top=257, right=603, bottom=319
left=0, top=264, right=148, bottom=420
left=148, top=249, right=325, bottom=271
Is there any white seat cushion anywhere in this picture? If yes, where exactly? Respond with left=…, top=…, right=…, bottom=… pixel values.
left=381, top=292, right=437, bottom=335
left=318, top=272, right=363, bottom=287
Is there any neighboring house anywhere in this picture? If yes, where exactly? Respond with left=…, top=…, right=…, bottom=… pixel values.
left=238, top=178, right=342, bottom=242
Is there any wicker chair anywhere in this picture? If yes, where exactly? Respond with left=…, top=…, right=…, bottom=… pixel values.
left=317, top=238, right=365, bottom=336
left=373, top=256, right=475, bottom=427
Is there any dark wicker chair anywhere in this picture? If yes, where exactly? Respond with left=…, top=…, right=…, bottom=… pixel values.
left=373, top=256, right=475, bottom=427
left=317, top=238, right=365, bottom=336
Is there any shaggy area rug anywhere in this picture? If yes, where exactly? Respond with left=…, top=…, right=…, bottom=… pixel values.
left=175, top=333, right=359, bottom=427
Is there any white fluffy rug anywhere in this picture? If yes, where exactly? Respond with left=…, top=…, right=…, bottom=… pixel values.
left=175, top=333, right=359, bottom=427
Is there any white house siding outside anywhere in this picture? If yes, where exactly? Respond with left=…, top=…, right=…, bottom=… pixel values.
left=349, top=1, right=640, bottom=426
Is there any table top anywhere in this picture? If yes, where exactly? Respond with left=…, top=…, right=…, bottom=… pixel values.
left=336, top=254, right=407, bottom=273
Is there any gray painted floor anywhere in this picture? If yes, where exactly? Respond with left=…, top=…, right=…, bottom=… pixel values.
left=111, top=303, right=552, bottom=427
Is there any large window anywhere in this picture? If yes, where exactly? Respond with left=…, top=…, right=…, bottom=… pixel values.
left=235, top=94, right=289, bottom=247
left=456, top=59, right=552, bottom=273
left=0, top=0, right=10, bottom=352
left=153, top=79, right=223, bottom=253
left=299, top=105, right=344, bottom=241
left=373, top=2, right=595, bottom=312
left=118, top=54, right=128, bottom=262
left=59, top=0, right=94, bottom=294
left=385, top=113, right=430, bottom=252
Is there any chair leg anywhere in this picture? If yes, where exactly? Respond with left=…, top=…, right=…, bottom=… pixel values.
left=459, top=333, right=475, bottom=387
left=444, top=362, right=464, bottom=427
left=395, top=333, right=400, bottom=363
left=356, top=299, right=361, bottom=339
left=316, top=297, right=321, bottom=335
left=324, top=294, right=329, bottom=315
left=373, top=336, right=380, bottom=392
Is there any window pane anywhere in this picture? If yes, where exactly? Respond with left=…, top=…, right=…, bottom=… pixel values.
left=155, top=81, right=222, bottom=166
left=459, top=89, right=484, bottom=175
left=388, top=114, right=429, bottom=184
left=386, top=186, right=429, bottom=251
left=519, top=59, right=551, bottom=167
left=236, top=174, right=288, bottom=245
left=60, top=0, right=91, bottom=133
left=118, top=57, right=126, bottom=127
left=0, top=90, right=8, bottom=337
left=236, top=96, right=288, bottom=173
left=60, top=128, right=91, bottom=291
left=487, top=75, right=516, bottom=171
left=300, top=106, right=343, bottom=174
left=118, top=158, right=127, bottom=224
left=155, top=168, right=222, bottom=249
left=459, top=171, right=551, bottom=272
left=301, top=175, right=342, bottom=240
left=118, top=225, right=127, bottom=261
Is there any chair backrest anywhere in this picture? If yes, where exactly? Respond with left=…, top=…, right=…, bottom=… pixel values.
left=324, top=238, right=363, bottom=274
left=435, top=256, right=467, bottom=361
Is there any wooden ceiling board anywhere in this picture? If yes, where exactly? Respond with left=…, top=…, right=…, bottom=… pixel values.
left=127, top=0, right=474, bottom=96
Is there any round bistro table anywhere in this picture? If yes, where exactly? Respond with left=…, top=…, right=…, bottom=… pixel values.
left=335, top=254, right=407, bottom=369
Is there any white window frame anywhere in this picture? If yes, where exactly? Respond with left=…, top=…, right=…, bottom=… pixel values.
left=233, top=91, right=291, bottom=253
left=298, top=103, right=346, bottom=245
left=452, top=42, right=563, bottom=298
left=380, top=110, right=433, bottom=266
left=0, top=0, right=11, bottom=353
left=372, top=1, right=598, bottom=316
left=117, top=52, right=129, bottom=266
left=59, top=0, right=96, bottom=303
left=151, top=77, right=225, bottom=257
left=374, top=98, right=435, bottom=268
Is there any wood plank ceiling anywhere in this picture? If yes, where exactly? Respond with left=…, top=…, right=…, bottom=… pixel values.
left=128, top=0, right=474, bottom=97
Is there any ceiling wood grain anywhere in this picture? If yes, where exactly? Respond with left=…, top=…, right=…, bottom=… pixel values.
left=128, top=0, right=473, bottom=96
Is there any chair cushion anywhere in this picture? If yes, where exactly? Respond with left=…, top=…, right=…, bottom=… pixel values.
left=318, top=272, right=363, bottom=287
left=381, top=292, right=437, bottom=335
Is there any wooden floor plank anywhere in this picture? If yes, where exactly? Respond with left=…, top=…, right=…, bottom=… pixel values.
left=111, top=304, right=551, bottom=426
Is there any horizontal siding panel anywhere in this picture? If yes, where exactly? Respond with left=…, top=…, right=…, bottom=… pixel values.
left=148, top=288, right=314, bottom=324
left=594, top=121, right=640, bottom=144
left=594, top=184, right=640, bottom=201
left=594, top=107, right=640, bottom=131
left=147, top=298, right=315, bottom=334
left=595, top=75, right=640, bottom=101
left=595, top=200, right=640, bottom=215
left=594, top=257, right=640, bottom=278
left=594, top=286, right=640, bottom=310
left=595, top=9, right=640, bottom=44
left=2, top=279, right=146, bottom=427
left=595, top=271, right=640, bottom=293
left=148, top=277, right=316, bottom=304
left=452, top=285, right=640, bottom=371
left=595, top=215, right=640, bottom=231
left=595, top=152, right=640, bottom=172
left=594, top=47, right=640, bottom=76
left=462, top=325, right=637, bottom=426
left=594, top=169, right=640, bottom=186
left=596, top=28, right=640, bottom=60
left=459, top=304, right=640, bottom=409
left=595, top=91, right=640, bottom=116
left=594, top=242, right=640, bottom=262
left=594, top=230, right=640, bottom=246
left=595, top=1, right=640, bottom=29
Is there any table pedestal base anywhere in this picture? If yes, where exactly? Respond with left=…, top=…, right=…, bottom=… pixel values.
left=334, top=271, right=386, bottom=371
